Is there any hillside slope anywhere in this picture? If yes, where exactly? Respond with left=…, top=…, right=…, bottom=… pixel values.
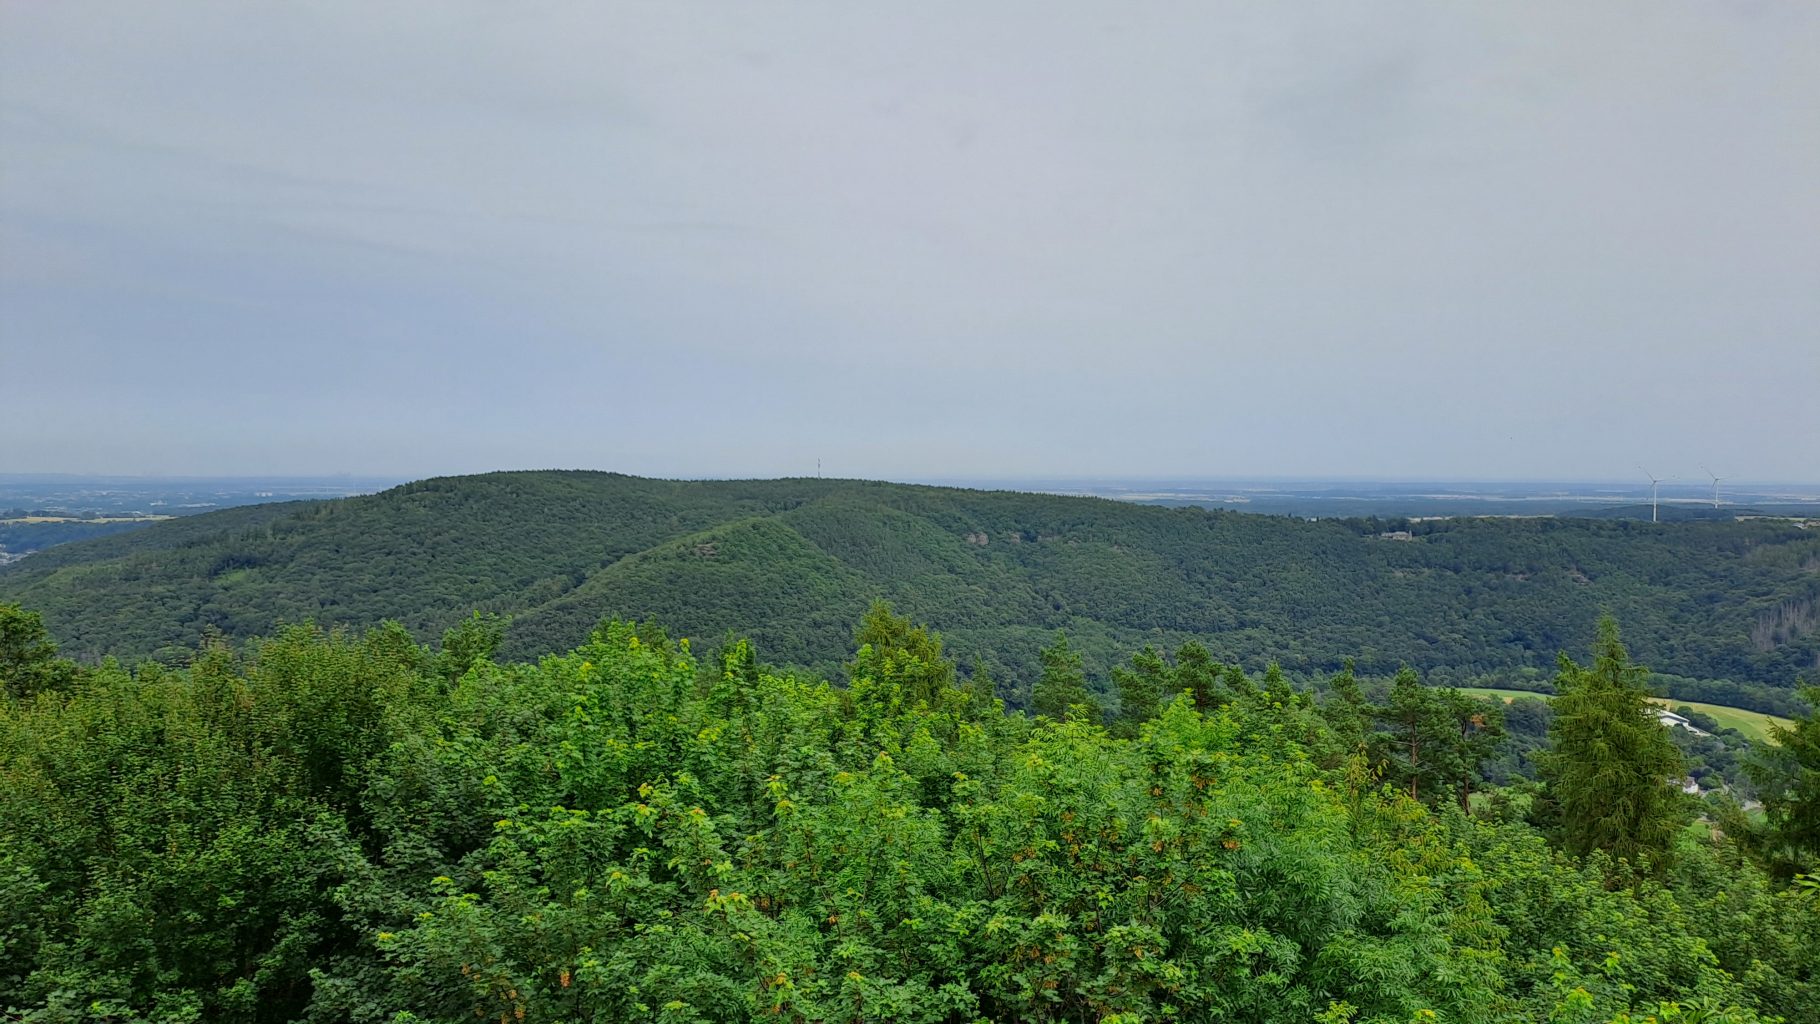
left=3, top=471, right=1817, bottom=700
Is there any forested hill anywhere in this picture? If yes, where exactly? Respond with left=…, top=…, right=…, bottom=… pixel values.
left=2, top=470, right=1816, bottom=702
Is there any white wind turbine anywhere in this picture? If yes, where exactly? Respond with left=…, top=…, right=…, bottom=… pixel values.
left=1639, top=465, right=1662, bottom=523
left=1702, top=466, right=1724, bottom=510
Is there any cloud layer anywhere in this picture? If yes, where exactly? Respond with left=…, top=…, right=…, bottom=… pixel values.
left=4, top=2, right=1816, bottom=480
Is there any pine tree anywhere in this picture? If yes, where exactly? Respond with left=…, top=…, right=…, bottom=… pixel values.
left=1030, top=629, right=1095, bottom=721
left=1324, top=659, right=1372, bottom=757
left=1174, top=640, right=1224, bottom=709
left=1111, top=645, right=1168, bottom=734
left=1442, top=689, right=1506, bottom=813
left=1378, top=668, right=1443, bottom=801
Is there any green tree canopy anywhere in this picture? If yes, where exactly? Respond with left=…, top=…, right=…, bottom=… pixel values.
left=1746, top=685, right=1820, bottom=878
left=0, top=605, right=1807, bottom=1022
left=0, top=602, right=74, bottom=699
left=1540, top=616, right=1686, bottom=875
left=846, top=599, right=956, bottom=706
left=1029, top=629, right=1094, bottom=721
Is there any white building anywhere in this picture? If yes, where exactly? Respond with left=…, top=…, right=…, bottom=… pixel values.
left=1653, top=708, right=1710, bottom=737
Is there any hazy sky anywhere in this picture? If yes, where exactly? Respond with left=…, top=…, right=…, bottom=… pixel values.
left=3, top=2, right=1816, bottom=481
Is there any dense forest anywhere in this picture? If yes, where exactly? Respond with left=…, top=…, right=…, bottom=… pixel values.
left=3, top=473, right=1815, bottom=713
left=0, top=519, right=150, bottom=562
left=1, top=600, right=1816, bottom=1022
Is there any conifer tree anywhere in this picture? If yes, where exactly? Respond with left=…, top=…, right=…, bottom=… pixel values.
left=1540, top=616, right=1685, bottom=874
left=1030, top=629, right=1095, bottom=720
left=1111, top=644, right=1168, bottom=734
left=1746, top=685, right=1820, bottom=878
left=846, top=599, right=954, bottom=705
left=1324, top=659, right=1372, bottom=756
left=1174, top=640, right=1224, bottom=709
left=1443, top=688, right=1506, bottom=812
left=1378, top=668, right=1444, bottom=800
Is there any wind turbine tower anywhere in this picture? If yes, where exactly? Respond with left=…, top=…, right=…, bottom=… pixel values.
left=1703, top=466, right=1723, bottom=510
left=1639, top=466, right=1661, bottom=523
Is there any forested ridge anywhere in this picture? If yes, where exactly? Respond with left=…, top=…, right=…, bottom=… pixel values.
left=2, top=472, right=1817, bottom=712
left=2, top=600, right=1817, bottom=1023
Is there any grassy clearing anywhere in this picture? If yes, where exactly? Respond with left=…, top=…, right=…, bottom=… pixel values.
left=1455, top=687, right=1792, bottom=744
left=1649, top=699, right=1792, bottom=744
left=1458, top=686, right=1553, bottom=702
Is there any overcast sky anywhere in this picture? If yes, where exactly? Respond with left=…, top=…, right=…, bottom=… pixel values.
left=2, top=2, right=1816, bottom=481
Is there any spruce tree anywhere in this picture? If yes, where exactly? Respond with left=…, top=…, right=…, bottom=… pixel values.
left=1540, top=617, right=1685, bottom=874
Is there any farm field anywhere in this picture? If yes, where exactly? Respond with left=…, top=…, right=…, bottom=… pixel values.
left=1458, top=686, right=1555, bottom=702
left=1652, top=698, right=1794, bottom=744
left=1458, top=686, right=1793, bottom=743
